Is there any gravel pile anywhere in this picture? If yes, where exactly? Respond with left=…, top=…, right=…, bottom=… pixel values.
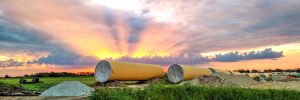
left=271, top=75, right=287, bottom=81
left=180, top=73, right=257, bottom=87
left=180, top=75, right=224, bottom=86
left=40, top=81, right=94, bottom=96
left=95, top=81, right=126, bottom=87
left=213, top=73, right=257, bottom=87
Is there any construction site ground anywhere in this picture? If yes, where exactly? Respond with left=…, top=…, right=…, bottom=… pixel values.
left=2, top=74, right=300, bottom=100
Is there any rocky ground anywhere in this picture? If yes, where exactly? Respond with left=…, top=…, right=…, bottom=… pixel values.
left=0, top=82, right=40, bottom=96
left=180, top=73, right=257, bottom=87
left=251, top=81, right=300, bottom=91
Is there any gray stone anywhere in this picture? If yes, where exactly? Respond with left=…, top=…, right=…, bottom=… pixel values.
left=40, top=81, right=94, bottom=96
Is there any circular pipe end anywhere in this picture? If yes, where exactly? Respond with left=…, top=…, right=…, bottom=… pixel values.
left=95, top=60, right=112, bottom=83
left=167, top=64, right=184, bottom=83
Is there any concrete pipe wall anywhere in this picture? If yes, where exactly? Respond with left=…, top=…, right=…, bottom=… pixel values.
left=167, top=64, right=213, bottom=83
left=94, top=60, right=165, bottom=83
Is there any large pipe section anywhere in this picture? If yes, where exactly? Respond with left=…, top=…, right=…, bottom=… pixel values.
left=167, top=64, right=234, bottom=83
left=167, top=64, right=214, bottom=83
left=94, top=60, right=165, bottom=83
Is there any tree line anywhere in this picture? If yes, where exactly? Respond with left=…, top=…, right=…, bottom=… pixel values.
left=2, top=72, right=94, bottom=78
left=234, top=68, right=300, bottom=73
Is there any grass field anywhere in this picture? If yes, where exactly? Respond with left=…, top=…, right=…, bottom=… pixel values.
left=2, top=76, right=300, bottom=99
left=90, top=84, right=300, bottom=100
left=0, top=76, right=96, bottom=92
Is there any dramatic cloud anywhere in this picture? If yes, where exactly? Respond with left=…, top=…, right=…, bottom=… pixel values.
left=0, top=17, right=61, bottom=52
left=214, top=48, right=283, bottom=62
left=116, top=55, right=210, bottom=66
left=32, top=50, right=209, bottom=66
left=0, top=59, right=23, bottom=67
left=0, top=0, right=299, bottom=69
left=33, top=49, right=98, bottom=66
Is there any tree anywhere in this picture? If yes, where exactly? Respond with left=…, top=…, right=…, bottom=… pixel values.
left=251, top=69, right=260, bottom=73
left=4, top=75, right=11, bottom=78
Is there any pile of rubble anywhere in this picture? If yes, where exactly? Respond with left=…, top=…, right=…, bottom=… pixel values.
left=180, top=73, right=257, bottom=87
left=95, top=81, right=126, bottom=87
left=40, top=81, right=94, bottom=96
left=0, top=82, right=40, bottom=96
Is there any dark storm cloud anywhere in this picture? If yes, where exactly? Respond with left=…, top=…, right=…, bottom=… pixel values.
left=0, top=20, right=42, bottom=44
left=213, top=48, right=283, bottom=62
left=0, top=16, right=97, bottom=67
left=33, top=49, right=98, bottom=66
left=127, top=16, right=147, bottom=43
left=167, top=0, right=300, bottom=54
left=0, top=18, right=60, bottom=52
left=101, top=8, right=121, bottom=52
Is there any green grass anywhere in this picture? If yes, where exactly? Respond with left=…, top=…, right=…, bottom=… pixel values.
left=0, top=76, right=96, bottom=92
left=0, top=82, right=25, bottom=92
left=89, top=84, right=300, bottom=100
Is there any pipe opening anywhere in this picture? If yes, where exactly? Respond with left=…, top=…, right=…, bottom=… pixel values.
left=167, top=64, right=184, bottom=83
left=95, top=60, right=112, bottom=83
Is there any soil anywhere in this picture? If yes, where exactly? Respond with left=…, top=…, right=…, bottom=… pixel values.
left=95, top=81, right=127, bottom=87
left=0, top=83, right=40, bottom=96
left=137, top=77, right=167, bottom=84
left=180, top=73, right=257, bottom=87
left=251, top=81, right=300, bottom=91
left=212, top=73, right=257, bottom=87
left=180, top=75, right=225, bottom=86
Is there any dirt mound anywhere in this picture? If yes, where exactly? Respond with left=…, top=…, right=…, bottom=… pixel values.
left=138, top=78, right=163, bottom=84
left=213, top=73, right=257, bottom=87
left=180, top=75, right=225, bottom=86
left=40, top=81, right=94, bottom=96
left=251, top=81, right=300, bottom=91
left=138, top=77, right=169, bottom=84
left=271, top=75, right=286, bottom=81
left=95, top=77, right=169, bottom=87
left=198, top=76, right=223, bottom=86
left=180, top=73, right=257, bottom=87
left=95, top=81, right=126, bottom=87
left=0, top=82, right=40, bottom=96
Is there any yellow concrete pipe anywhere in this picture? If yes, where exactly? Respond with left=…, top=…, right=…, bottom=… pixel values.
left=94, top=60, right=165, bottom=83
left=167, top=64, right=213, bottom=83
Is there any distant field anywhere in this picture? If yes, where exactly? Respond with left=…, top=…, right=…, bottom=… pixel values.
left=0, top=76, right=96, bottom=92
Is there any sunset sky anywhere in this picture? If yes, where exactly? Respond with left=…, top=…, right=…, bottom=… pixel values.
left=0, top=0, right=300, bottom=76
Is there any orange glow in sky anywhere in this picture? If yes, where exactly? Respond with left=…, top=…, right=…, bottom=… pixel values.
left=0, top=0, right=300, bottom=76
